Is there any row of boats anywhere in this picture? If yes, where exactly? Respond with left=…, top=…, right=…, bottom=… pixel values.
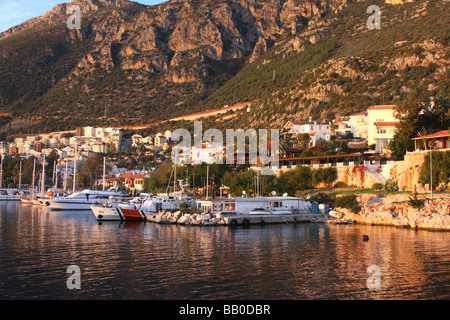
left=2, top=187, right=318, bottom=223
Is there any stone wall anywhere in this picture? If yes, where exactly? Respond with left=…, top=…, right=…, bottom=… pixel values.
left=389, top=152, right=427, bottom=192
left=273, top=151, right=432, bottom=190
left=336, top=165, right=379, bottom=189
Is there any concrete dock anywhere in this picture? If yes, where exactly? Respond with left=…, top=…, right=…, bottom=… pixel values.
left=221, top=213, right=327, bottom=226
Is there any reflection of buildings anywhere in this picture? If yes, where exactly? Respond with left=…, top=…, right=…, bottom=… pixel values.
left=7, top=207, right=448, bottom=299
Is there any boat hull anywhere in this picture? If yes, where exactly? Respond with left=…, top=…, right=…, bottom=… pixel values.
left=91, top=206, right=122, bottom=221
left=0, top=196, right=21, bottom=201
left=91, top=205, right=147, bottom=221
left=19, top=197, right=34, bottom=204
left=47, top=199, right=99, bottom=211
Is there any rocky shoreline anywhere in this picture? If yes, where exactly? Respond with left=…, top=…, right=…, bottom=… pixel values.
left=330, top=194, right=450, bottom=231
left=146, top=211, right=328, bottom=226
left=145, top=194, right=450, bottom=230
left=147, top=211, right=227, bottom=226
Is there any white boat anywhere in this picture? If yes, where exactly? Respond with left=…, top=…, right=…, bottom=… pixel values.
left=249, top=207, right=293, bottom=215
left=91, top=197, right=147, bottom=221
left=236, top=196, right=311, bottom=215
left=19, top=190, right=39, bottom=204
left=45, top=189, right=126, bottom=210
left=0, top=188, right=22, bottom=201
left=140, top=195, right=183, bottom=213
left=249, top=207, right=271, bottom=215
left=37, top=190, right=68, bottom=206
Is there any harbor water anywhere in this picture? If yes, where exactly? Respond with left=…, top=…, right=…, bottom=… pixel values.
left=0, top=201, right=449, bottom=300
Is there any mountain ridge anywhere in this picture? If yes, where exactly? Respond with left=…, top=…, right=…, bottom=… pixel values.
left=0, top=0, right=448, bottom=135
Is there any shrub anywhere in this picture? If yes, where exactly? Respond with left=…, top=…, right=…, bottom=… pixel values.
left=372, top=182, right=383, bottom=190
left=334, top=195, right=361, bottom=214
left=408, top=196, right=425, bottom=209
left=334, top=181, right=347, bottom=188
left=384, top=179, right=399, bottom=192
left=179, top=202, right=189, bottom=212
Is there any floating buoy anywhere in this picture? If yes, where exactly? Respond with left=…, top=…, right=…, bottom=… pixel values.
left=363, top=235, right=369, bottom=241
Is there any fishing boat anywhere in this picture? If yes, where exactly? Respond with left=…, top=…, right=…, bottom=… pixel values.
left=45, top=189, right=126, bottom=210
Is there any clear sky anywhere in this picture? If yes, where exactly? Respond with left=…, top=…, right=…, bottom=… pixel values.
left=0, top=0, right=167, bottom=32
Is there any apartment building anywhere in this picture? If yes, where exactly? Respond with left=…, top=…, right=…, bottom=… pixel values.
left=366, top=105, right=399, bottom=153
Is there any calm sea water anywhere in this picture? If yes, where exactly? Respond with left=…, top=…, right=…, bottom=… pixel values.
left=0, top=201, right=448, bottom=300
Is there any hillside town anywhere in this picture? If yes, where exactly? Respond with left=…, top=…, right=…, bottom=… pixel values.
left=0, top=104, right=448, bottom=196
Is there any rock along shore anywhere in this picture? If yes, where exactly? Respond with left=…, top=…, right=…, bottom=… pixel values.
left=146, top=211, right=327, bottom=226
left=329, top=193, right=450, bottom=231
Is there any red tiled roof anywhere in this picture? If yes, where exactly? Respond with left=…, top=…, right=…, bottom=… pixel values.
left=118, top=172, right=135, bottom=178
left=412, top=130, right=450, bottom=140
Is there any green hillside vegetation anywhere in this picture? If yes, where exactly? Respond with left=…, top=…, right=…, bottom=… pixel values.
left=0, top=0, right=448, bottom=135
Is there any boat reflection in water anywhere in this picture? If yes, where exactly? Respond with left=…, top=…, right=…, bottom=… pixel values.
left=0, top=201, right=449, bottom=300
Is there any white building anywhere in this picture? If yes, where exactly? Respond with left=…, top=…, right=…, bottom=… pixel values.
left=309, top=131, right=332, bottom=146
left=332, top=121, right=351, bottom=136
left=155, top=135, right=166, bottom=147
left=348, top=111, right=368, bottom=139
left=284, top=119, right=332, bottom=135
left=366, top=105, right=399, bottom=153
left=83, top=126, right=95, bottom=137
left=191, top=142, right=224, bottom=164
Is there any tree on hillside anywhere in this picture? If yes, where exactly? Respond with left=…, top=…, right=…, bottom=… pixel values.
left=390, top=95, right=449, bottom=159
left=78, top=156, right=111, bottom=189
left=276, top=165, right=312, bottom=196
left=312, top=167, right=338, bottom=189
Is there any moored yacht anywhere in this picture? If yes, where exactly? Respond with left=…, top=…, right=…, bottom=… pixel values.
left=45, top=189, right=126, bottom=210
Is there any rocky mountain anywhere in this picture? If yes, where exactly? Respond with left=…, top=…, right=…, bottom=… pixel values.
left=0, top=0, right=448, bottom=134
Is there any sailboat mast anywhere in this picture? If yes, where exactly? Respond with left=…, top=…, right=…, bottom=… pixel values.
left=41, top=155, right=46, bottom=194
left=19, top=161, right=22, bottom=189
left=103, top=157, right=106, bottom=191
left=0, top=154, right=3, bottom=188
left=174, top=150, right=177, bottom=194
left=31, top=158, right=36, bottom=197
left=73, top=140, right=78, bottom=194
